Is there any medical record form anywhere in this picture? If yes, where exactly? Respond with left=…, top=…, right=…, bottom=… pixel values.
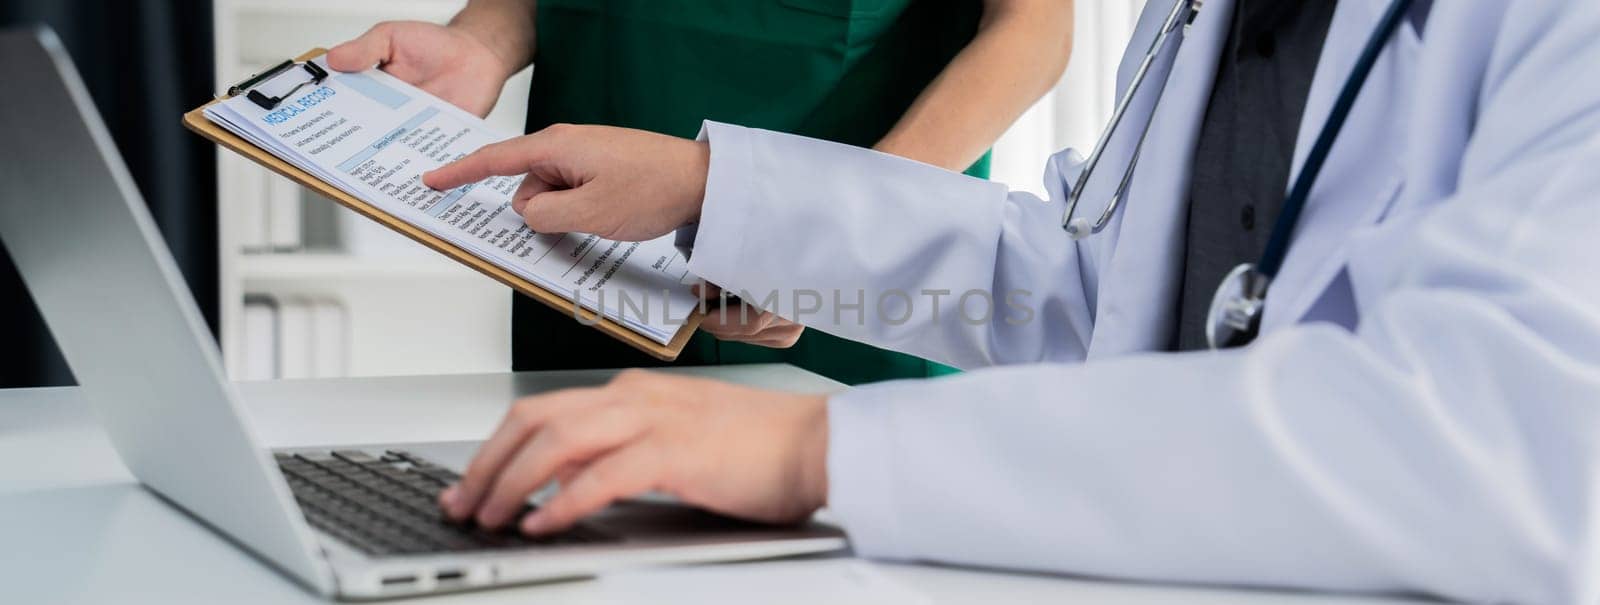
left=188, top=52, right=701, bottom=357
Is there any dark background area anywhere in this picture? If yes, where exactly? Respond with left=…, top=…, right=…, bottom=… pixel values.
left=0, top=0, right=217, bottom=388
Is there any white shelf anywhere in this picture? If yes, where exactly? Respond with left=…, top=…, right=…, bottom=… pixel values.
left=214, top=0, right=520, bottom=380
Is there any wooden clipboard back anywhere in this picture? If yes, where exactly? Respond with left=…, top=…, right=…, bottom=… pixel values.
left=183, top=49, right=701, bottom=361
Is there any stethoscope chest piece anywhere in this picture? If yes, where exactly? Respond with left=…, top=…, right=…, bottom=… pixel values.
left=1205, top=263, right=1268, bottom=349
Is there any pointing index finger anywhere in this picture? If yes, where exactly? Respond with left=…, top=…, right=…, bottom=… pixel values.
left=423, top=136, right=551, bottom=191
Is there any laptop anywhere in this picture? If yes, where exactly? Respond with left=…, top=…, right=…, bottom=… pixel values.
left=0, top=28, right=845, bottom=600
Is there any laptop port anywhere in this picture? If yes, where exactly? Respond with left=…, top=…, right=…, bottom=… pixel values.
left=436, top=570, right=465, bottom=583
left=381, top=574, right=417, bottom=586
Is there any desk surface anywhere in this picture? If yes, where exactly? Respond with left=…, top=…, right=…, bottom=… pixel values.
left=1, top=365, right=1417, bottom=604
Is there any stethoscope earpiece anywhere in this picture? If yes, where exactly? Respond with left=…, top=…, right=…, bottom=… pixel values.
left=1065, top=217, right=1094, bottom=240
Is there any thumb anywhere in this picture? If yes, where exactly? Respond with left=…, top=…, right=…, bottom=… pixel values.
left=511, top=174, right=557, bottom=215
left=519, top=188, right=603, bottom=235
left=327, top=24, right=393, bottom=72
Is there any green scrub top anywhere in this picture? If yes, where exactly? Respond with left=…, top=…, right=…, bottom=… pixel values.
left=513, top=0, right=984, bottom=384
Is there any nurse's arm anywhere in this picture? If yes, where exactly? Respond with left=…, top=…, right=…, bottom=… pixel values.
left=873, top=0, right=1074, bottom=171
left=450, top=0, right=538, bottom=72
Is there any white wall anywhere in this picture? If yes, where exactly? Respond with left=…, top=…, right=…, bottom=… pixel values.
left=990, top=0, right=1147, bottom=196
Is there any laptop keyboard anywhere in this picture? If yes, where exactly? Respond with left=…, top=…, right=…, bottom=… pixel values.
left=275, top=449, right=616, bottom=556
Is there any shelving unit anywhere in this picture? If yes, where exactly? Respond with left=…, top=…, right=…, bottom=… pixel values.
left=213, top=0, right=532, bottom=379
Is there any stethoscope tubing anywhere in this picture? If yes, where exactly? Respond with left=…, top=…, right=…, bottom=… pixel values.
left=1206, top=0, right=1418, bottom=349
left=1256, top=0, right=1417, bottom=279
left=1061, top=0, right=1198, bottom=239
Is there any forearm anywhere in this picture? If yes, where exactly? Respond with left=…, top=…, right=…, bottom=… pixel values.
left=829, top=305, right=1600, bottom=602
left=452, top=0, right=538, bottom=78
left=875, top=0, right=1073, bottom=171
left=689, top=123, right=1095, bottom=367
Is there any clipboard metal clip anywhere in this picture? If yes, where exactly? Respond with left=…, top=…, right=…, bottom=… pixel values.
left=226, top=59, right=329, bottom=111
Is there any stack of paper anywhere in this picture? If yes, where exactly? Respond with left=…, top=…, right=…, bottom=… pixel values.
left=203, top=59, right=698, bottom=345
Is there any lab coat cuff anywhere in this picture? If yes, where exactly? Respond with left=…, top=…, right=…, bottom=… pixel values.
left=673, top=223, right=698, bottom=260
left=685, top=121, right=756, bottom=284
left=826, top=387, right=909, bottom=558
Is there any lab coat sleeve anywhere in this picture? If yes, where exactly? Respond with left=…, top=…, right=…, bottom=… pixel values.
left=686, top=122, right=1098, bottom=368
left=827, top=4, right=1600, bottom=602
left=829, top=159, right=1600, bottom=602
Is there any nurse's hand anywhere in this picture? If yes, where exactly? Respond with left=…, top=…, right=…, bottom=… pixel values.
left=328, top=21, right=513, bottom=117
left=437, top=370, right=830, bottom=534
left=695, top=284, right=805, bottom=348
left=424, top=125, right=710, bottom=242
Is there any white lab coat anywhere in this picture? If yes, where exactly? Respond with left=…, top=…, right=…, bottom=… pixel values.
left=686, top=0, right=1600, bottom=601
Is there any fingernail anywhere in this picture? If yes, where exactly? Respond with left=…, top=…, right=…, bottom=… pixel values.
left=439, top=485, right=459, bottom=510
left=520, top=512, right=549, bottom=534
left=449, top=491, right=474, bottom=520
left=476, top=509, right=504, bottom=529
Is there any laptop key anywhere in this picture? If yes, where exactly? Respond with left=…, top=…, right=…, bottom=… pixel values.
left=332, top=450, right=379, bottom=465
left=279, top=449, right=617, bottom=555
left=415, top=467, right=461, bottom=484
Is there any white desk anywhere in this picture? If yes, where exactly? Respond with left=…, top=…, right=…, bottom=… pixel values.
left=1, top=365, right=1417, bottom=604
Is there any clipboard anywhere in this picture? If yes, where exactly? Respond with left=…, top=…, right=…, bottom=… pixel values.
left=183, top=48, right=703, bottom=361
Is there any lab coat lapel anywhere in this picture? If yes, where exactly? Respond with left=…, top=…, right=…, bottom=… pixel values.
left=1260, top=0, right=1418, bottom=332
left=1086, top=0, right=1233, bottom=356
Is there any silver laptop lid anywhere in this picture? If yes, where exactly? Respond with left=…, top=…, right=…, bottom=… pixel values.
left=0, top=28, right=334, bottom=595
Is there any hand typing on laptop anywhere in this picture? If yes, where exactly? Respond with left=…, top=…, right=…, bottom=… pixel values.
left=439, top=370, right=831, bottom=534
left=427, top=126, right=839, bottom=534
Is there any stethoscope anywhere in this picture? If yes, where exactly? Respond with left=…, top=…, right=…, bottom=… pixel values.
left=1061, top=0, right=1417, bottom=349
